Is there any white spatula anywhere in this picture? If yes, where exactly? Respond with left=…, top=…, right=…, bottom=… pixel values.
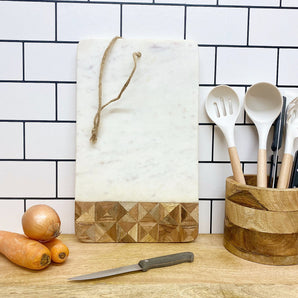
left=244, top=82, right=283, bottom=188
left=205, top=85, right=245, bottom=185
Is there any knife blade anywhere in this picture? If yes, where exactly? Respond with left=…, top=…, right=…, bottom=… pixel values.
left=289, top=150, right=298, bottom=188
left=68, top=252, right=194, bottom=281
left=269, top=96, right=287, bottom=188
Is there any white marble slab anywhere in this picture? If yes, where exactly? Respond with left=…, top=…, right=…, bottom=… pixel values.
left=75, top=38, right=199, bottom=203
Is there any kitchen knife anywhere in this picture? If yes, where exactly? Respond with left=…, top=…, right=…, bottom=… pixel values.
left=68, top=252, right=194, bottom=281
left=289, top=150, right=298, bottom=188
left=269, top=96, right=287, bottom=188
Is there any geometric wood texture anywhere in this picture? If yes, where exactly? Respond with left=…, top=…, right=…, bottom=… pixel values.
left=224, top=175, right=298, bottom=265
left=75, top=201, right=198, bottom=243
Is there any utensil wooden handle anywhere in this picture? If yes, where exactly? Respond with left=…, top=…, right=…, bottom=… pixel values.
left=228, top=147, right=246, bottom=185
left=257, top=149, right=268, bottom=188
left=138, top=252, right=194, bottom=272
left=277, top=153, right=294, bottom=189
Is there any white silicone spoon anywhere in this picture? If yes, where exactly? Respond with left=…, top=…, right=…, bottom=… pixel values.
left=244, top=82, right=283, bottom=188
left=277, top=97, right=298, bottom=189
left=205, top=85, right=246, bottom=184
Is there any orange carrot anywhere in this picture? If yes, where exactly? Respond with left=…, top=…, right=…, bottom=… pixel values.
left=43, top=238, right=69, bottom=263
left=0, top=231, right=51, bottom=270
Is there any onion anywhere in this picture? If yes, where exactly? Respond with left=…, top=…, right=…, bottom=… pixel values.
left=22, top=204, right=61, bottom=242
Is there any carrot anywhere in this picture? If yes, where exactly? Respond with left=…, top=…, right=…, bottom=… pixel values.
left=0, top=231, right=51, bottom=270
left=43, top=238, right=69, bottom=263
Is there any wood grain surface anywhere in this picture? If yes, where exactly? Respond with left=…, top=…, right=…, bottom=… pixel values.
left=75, top=201, right=198, bottom=242
left=224, top=175, right=298, bottom=265
left=0, top=234, right=297, bottom=297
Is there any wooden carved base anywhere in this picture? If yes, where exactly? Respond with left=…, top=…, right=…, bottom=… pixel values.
left=75, top=201, right=198, bottom=243
left=224, top=175, right=298, bottom=265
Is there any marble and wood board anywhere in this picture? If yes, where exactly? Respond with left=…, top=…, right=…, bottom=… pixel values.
left=75, top=38, right=199, bottom=242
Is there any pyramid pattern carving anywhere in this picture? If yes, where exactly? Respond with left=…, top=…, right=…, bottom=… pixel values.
left=75, top=201, right=198, bottom=242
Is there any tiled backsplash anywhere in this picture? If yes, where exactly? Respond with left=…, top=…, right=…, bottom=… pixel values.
left=0, top=0, right=297, bottom=235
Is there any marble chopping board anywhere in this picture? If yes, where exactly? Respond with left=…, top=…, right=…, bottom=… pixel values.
left=75, top=38, right=199, bottom=243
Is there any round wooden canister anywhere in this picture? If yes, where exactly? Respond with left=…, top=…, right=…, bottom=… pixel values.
left=224, top=175, right=298, bottom=265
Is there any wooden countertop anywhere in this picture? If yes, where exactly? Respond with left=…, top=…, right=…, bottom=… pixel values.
left=1, top=234, right=297, bottom=297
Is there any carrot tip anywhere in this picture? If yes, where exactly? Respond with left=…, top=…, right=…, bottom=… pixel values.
left=58, top=252, right=66, bottom=260
left=40, top=254, right=51, bottom=267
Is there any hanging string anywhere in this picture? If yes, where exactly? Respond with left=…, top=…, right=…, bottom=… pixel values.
left=90, top=37, right=142, bottom=144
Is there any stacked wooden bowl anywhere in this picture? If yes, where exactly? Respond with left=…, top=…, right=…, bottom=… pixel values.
left=224, top=175, right=298, bottom=265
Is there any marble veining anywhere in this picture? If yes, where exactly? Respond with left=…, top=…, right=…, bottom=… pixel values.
left=75, top=38, right=199, bottom=203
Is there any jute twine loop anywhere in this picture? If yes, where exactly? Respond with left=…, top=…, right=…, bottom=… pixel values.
left=90, top=36, right=142, bottom=144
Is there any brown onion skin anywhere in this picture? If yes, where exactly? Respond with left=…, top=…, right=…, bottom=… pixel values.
left=22, top=204, right=61, bottom=242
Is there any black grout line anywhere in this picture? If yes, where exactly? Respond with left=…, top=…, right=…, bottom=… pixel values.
left=276, top=48, right=280, bottom=86
left=211, top=125, right=215, bottom=162
left=200, top=123, right=255, bottom=126
left=24, top=199, right=27, bottom=212
left=0, top=120, right=76, bottom=123
left=1, top=81, right=298, bottom=88
left=0, top=197, right=75, bottom=200
left=3, top=81, right=296, bottom=88
left=55, top=83, right=58, bottom=121
left=120, top=4, right=123, bottom=37
left=22, top=42, right=25, bottom=81
left=199, top=83, right=298, bottom=88
left=0, top=159, right=76, bottom=162
left=183, top=5, right=187, bottom=40
left=2, top=0, right=298, bottom=10
left=56, top=160, right=58, bottom=198
left=2, top=40, right=298, bottom=50
left=199, top=198, right=225, bottom=201
left=0, top=40, right=79, bottom=44
left=199, top=160, right=258, bottom=164
left=0, top=80, right=77, bottom=85
left=23, top=122, right=26, bottom=159
left=0, top=159, right=254, bottom=164
left=247, top=8, right=250, bottom=46
left=55, top=2, right=58, bottom=42
left=209, top=200, right=213, bottom=234
left=214, top=46, right=217, bottom=85
left=197, top=45, right=298, bottom=49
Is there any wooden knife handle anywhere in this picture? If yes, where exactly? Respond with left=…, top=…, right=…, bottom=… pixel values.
left=138, top=252, right=194, bottom=272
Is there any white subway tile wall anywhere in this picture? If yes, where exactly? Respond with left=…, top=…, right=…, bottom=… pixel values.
left=216, top=47, right=278, bottom=85
left=0, top=122, right=23, bottom=159
left=25, top=123, right=76, bottom=160
left=57, top=84, right=77, bottom=121
left=0, top=1, right=297, bottom=235
left=282, top=0, right=298, bottom=7
left=186, top=7, right=248, bottom=45
left=0, top=83, right=56, bottom=120
left=0, top=43, right=23, bottom=80
left=0, top=2, right=55, bottom=41
left=279, top=49, right=298, bottom=85
left=57, top=3, right=121, bottom=41
left=219, top=0, right=280, bottom=6
left=0, top=161, right=56, bottom=198
left=24, top=43, right=78, bottom=81
left=122, top=5, right=185, bottom=38
left=249, top=9, right=298, bottom=46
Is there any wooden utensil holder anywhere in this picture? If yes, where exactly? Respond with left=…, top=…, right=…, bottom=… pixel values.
left=224, top=175, right=298, bottom=265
